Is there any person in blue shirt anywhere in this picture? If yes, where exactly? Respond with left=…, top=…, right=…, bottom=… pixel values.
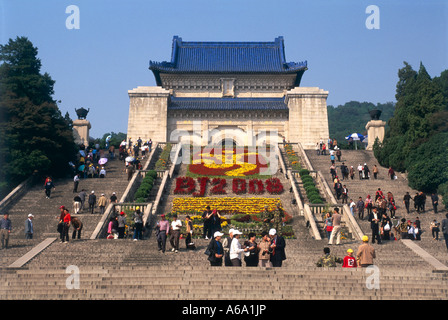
left=207, top=231, right=224, bottom=266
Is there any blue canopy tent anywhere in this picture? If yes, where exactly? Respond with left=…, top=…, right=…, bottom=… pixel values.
left=345, top=133, right=365, bottom=150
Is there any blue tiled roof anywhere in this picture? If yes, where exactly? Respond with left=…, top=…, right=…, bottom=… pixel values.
left=149, top=36, right=307, bottom=85
left=168, top=97, right=288, bottom=111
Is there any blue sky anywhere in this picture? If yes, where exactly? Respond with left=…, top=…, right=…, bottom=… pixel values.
left=1, top=0, right=447, bottom=138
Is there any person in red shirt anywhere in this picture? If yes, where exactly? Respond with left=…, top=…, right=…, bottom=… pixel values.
left=342, top=249, right=358, bottom=268
left=62, top=209, right=71, bottom=243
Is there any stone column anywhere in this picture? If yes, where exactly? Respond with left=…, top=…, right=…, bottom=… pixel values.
left=73, top=119, right=91, bottom=145
left=285, top=87, right=329, bottom=149
left=365, top=120, right=386, bottom=150
left=127, top=86, right=170, bottom=143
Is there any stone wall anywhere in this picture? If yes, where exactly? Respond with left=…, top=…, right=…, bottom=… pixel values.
left=127, top=86, right=170, bottom=143
left=286, top=87, right=329, bottom=149
left=127, top=85, right=330, bottom=149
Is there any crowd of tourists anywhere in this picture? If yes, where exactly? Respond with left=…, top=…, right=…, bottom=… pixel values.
left=204, top=228, right=286, bottom=267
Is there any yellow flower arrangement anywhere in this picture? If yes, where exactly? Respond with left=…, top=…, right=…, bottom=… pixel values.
left=172, top=197, right=282, bottom=215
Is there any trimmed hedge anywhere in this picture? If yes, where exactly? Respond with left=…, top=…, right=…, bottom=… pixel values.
left=134, top=170, right=157, bottom=202
left=300, top=169, right=324, bottom=204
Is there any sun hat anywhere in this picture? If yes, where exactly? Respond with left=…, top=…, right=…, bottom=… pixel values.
left=233, top=230, right=243, bottom=236
left=214, top=231, right=224, bottom=238
left=269, top=229, right=276, bottom=236
left=347, top=248, right=353, bottom=253
left=28, top=214, right=34, bottom=218
left=362, top=235, right=369, bottom=242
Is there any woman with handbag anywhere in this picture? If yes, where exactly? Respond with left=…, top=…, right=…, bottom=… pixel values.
left=381, top=213, right=392, bottom=241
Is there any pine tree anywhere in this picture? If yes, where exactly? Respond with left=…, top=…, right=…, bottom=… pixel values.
left=0, top=37, right=77, bottom=197
left=375, top=62, right=445, bottom=172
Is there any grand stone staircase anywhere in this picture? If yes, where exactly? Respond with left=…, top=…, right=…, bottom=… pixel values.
left=1, top=146, right=447, bottom=300
left=305, top=148, right=448, bottom=266
left=1, top=151, right=130, bottom=267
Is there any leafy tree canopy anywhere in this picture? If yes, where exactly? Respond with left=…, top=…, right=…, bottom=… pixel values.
left=0, top=36, right=77, bottom=197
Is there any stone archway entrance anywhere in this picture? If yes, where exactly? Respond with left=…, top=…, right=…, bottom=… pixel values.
left=219, top=138, right=238, bottom=148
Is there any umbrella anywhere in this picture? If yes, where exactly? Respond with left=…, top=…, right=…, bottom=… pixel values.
left=77, top=164, right=85, bottom=172
left=125, top=156, right=135, bottom=162
left=98, top=158, right=108, bottom=165
left=106, top=135, right=111, bottom=142
left=345, top=133, right=365, bottom=150
left=345, top=133, right=365, bottom=141
left=79, top=150, right=86, bottom=157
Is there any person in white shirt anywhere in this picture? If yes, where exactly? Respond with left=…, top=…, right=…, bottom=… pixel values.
left=99, top=167, right=106, bottom=178
left=229, top=230, right=249, bottom=266
left=357, top=164, right=363, bottom=179
left=169, top=214, right=182, bottom=253
left=349, top=199, right=356, bottom=216
left=73, top=174, right=80, bottom=193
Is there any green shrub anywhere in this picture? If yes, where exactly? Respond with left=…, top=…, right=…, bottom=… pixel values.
left=301, top=175, right=313, bottom=182
left=310, top=197, right=324, bottom=204
left=305, top=185, right=319, bottom=193
left=299, top=169, right=310, bottom=177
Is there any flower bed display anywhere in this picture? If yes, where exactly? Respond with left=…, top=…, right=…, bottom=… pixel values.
left=173, top=176, right=284, bottom=196
left=187, top=147, right=271, bottom=178
left=169, top=203, right=295, bottom=238
left=284, top=144, right=302, bottom=171
left=171, top=197, right=282, bottom=215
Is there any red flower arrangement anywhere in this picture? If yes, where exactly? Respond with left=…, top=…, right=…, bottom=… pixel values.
left=173, top=177, right=195, bottom=195
left=211, top=178, right=227, bottom=195
left=248, top=179, right=264, bottom=194
left=266, top=177, right=284, bottom=195
left=232, top=179, right=246, bottom=195
left=173, top=176, right=284, bottom=196
left=193, top=177, right=209, bottom=197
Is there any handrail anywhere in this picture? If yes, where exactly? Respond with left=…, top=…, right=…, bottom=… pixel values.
left=90, top=144, right=159, bottom=239
left=297, top=142, right=364, bottom=241
left=0, top=174, right=37, bottom=213
left=275, top=145, right=288, bottom=178
left=152, top=170, right=169, bottom=216
left=280, top=142, right=322, bottom=239
left=316, top=166, right=364, bottom=241
left=289, top=169, right=321, bottom=240
left=169, top=143, right=182, bottom=179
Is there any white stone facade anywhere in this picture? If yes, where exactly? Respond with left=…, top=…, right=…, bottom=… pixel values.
left=127, top=37, right=329, bottom=149
left=127, top=84, right=329, bottom=149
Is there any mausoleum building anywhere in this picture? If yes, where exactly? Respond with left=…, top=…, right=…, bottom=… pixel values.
left=127, top=36, right=329, bottom=149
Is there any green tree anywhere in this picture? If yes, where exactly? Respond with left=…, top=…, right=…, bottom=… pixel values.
left=406, top=132, right=448, bottom=193
left=375, top=62, right=445, bottom=172
left=0, top=36, right=77, bottom=197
